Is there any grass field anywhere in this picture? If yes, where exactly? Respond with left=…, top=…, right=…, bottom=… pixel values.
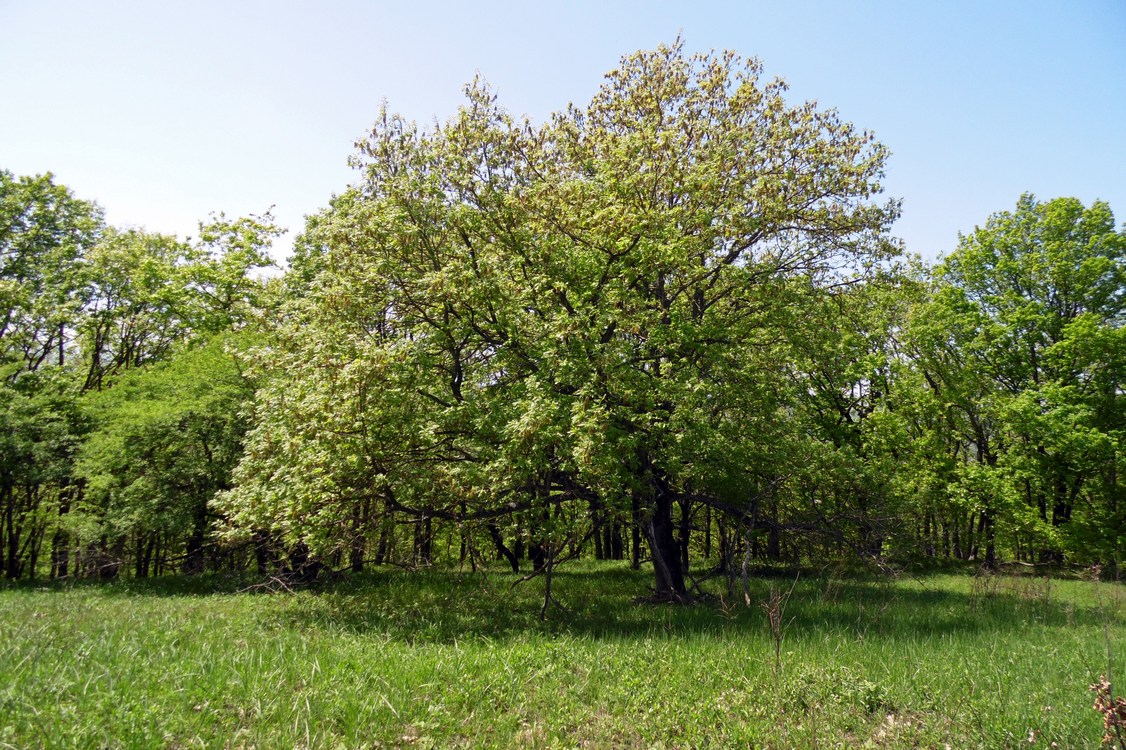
left=1, top=561, right=1123, bottom=749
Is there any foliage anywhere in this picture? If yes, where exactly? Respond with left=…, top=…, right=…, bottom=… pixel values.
left=0, top=165, right=280, bottom=580
left=0, top=169, right=102, bottom=373
left=0, top=170, right=102, bottom=579
left=905, top=195, right=1126, bottom=565
left=76, top=335, right=256, bottom=573
left=2, top=45, right=1124, bottom=587
left=221, top=41, right=900, bottom=597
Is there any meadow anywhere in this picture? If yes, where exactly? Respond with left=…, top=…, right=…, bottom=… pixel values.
left=1, top=562, right=1123, bottom=749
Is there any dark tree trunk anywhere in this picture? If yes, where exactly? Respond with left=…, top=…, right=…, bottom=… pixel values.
left=99, top=538, right=124, bottom=579
left=767, top=509, right=781, bottom=562
left=1051, top=475, right=1074, bottom=528
left=253, top=531, right=271, bottom=575
left=51, top=488, right=72, bottom=578
left=717, top=516, right=730, bottom=574
left=677, top=498, right=691, bottom=573
left=630, top=492, right=641, bottom=570
left=982, top=510, right=996, bottom=569
left=374, top=519, right=391, bottom=565
left=134, top=533, right=149, bottom=578
left=593, top=513, right=605, bottom=560
left=350, top=541, right=365, bottom=573
left=590, top=499, right=605, bottom=560
left=184, top=534, right=205, bottom=575
left=528, top=487, right=550, bottom=572
left=27, top=522, right=43, bottom=580
left=4, top=487, right=19, bottom=580
left=50, top=527, right=68, bottom=578
left=486, top=523, right=519, bottom=573
left=529, top=543, right=546, bottom=572
left=286, top=542, right=322, bottom=583
left=645, top=473, right=687, bottom=601
left=968, top=513, right=980, bottom=560
left=350, top=501, right=366, bottom=573
left=610, top=521, right=623, bottom=560
left=703, top=505, right=712, bottom=560
left=184, top=502, right=208, bottom=575
left=414, top=514, right=433, bottom=565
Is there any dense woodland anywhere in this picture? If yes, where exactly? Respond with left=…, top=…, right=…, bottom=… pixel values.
left=2, top=45, right=1124, bottom=600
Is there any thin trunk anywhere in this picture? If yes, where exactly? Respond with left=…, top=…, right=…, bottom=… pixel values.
left=50, top=491, right=71, bottom=578
left=593, top=509, right=605, bottom=560
left=610, top=521, right=623, bottom=560
left=703, top=505, right=712, bottom=560
left=350, top=501, right=366, bottom=573
left=677, top=498, right=691, bottom=573
left=630, top=492, right=641, bottom=570
left=184, top=499, right=208, bottom=575
left=4, top=486, right=20, bottom=580
left=253, top=531, right=271, bottom=575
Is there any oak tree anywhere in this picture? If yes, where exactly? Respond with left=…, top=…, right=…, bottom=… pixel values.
left=222, top=42, right=899, bottom=598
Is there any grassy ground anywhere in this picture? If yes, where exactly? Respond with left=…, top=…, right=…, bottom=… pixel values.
left=1, top=561, right=1123, bottom=749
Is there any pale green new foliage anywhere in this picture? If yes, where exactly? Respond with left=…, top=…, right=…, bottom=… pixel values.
left=78, top=213, right=280, bottom=391
left=225, top=41, right=898, bottom=592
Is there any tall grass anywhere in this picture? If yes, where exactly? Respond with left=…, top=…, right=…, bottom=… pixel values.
left=1, top=562, right=1121, bottom=748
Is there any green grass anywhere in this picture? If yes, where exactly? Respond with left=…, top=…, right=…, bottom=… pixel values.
left=1, top=562, right=1123, bottom=748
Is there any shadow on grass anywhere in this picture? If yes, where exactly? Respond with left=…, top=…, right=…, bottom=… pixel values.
left=6, top=560, right=1117, bottom=644
left=276, top=562, right=1117, bottom=644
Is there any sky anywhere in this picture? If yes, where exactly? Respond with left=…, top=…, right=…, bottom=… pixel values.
left=1, top=1, right=1123, bottom=265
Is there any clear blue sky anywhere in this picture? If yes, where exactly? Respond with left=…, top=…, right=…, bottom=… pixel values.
left=2, top=1, right=1123, bottom=264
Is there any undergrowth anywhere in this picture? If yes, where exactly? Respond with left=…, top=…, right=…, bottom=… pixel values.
left=0, top=561, right=1121, bottom=748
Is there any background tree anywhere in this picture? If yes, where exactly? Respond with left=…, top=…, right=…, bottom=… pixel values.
left=905, top=195, right=1125, bottom=565
left=0, top=170, right=101, bottom=579
left=0, top=170, right=102, bottom=373
left=0, top=166, right=280, bottom=580
left=65, top=214, right=280, bottom=577
left=76, top=335, right=256, bottom=576
left=778, top=271, right=917, bottom=565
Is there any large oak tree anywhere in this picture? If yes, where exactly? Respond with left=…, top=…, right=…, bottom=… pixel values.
left=222, top=42, right=899, bottom=598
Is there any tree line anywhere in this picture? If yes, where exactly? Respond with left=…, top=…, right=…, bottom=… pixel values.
left=2, top=44, right=1123, bottom=599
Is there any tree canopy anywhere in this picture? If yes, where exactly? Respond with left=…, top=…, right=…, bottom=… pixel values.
left=220, top=42, right=901, bottom=599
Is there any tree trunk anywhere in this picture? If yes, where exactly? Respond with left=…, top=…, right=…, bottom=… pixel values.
left=413, top=513, right=433, bottom=566
left=350, top=501, right=366, bottom=573
left=703, top=505, right=712, bottom=560
left=982, top=510, right=996, bottom=569
left=630, top=492, right=642, bottom=570
left=487, top=523, right=519, bottom=573
left=645, top=477, right=687, bottom=601
left=677, top=497, right=691, bottom=573
left=610, top=521, right=624, bottom=560
left=184, top=500, right=208, bottom=575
